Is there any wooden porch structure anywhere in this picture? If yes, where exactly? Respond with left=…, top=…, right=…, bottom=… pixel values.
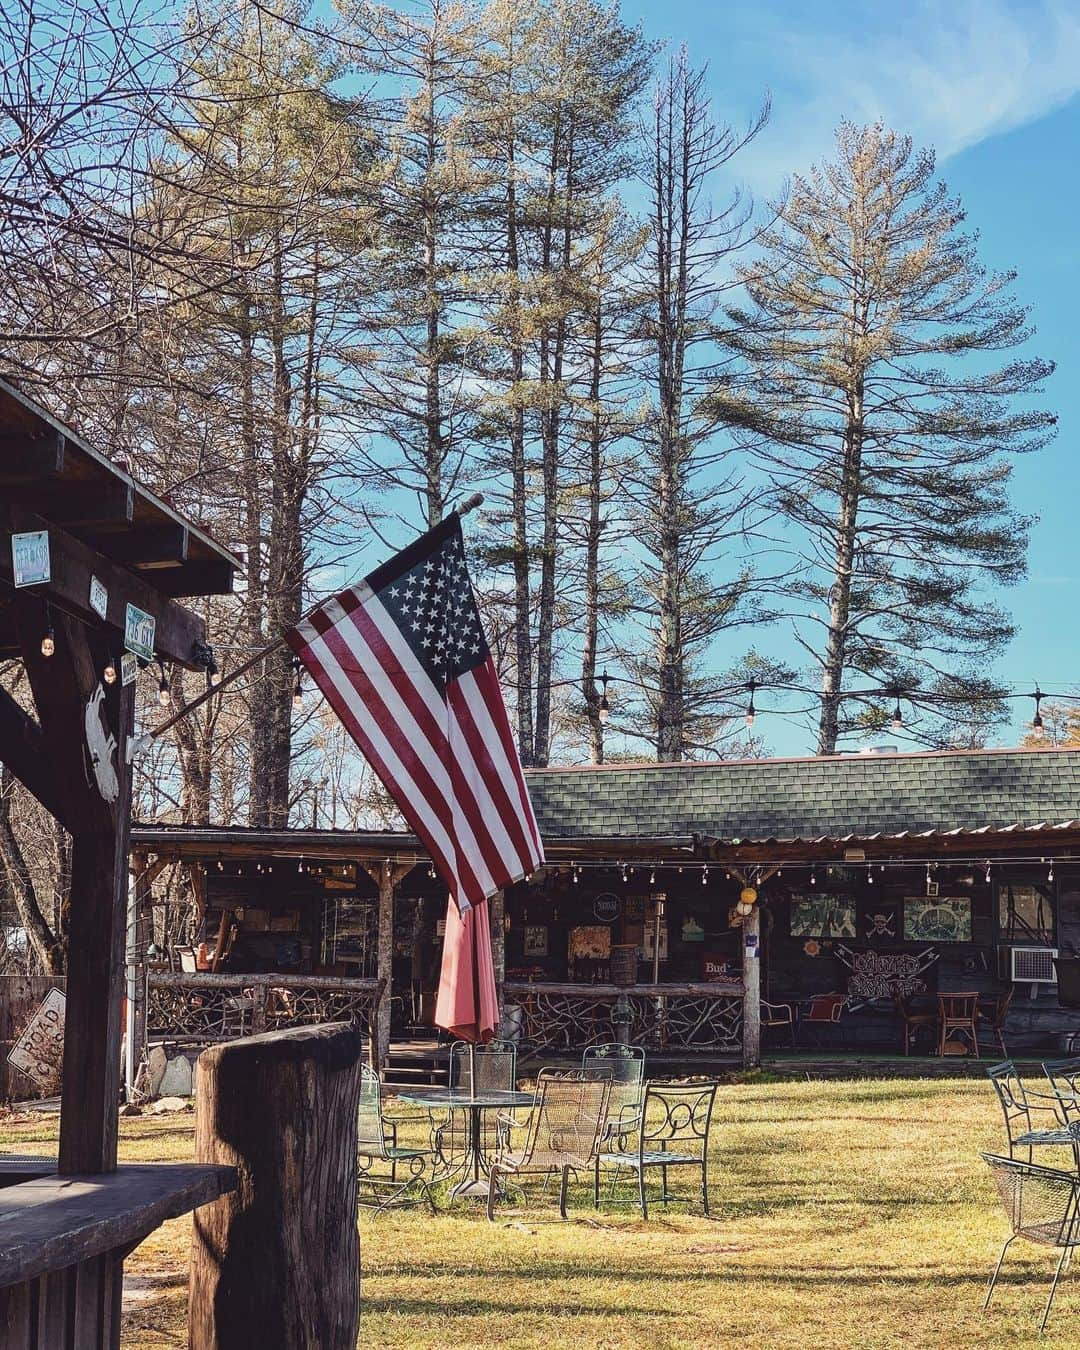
left=0, top=378, right=241, bottom=1348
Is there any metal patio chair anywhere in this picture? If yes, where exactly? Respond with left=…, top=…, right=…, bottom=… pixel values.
left=595, top=1079, right=719, bottom=1219
left=986, top=1061, right=1069, bottom=1161
left=486, top=1068, right=611, bottom=1221
left=582, top=1043, right=645, bottom=1146
left=1042, top=1057, right=1080, bottom=1126
left=356, top=1064, right=434, bottom=1214
left=982, top=1151, right=1080, bottom=1331
left=761, top=1000, right=797, bottom=1048
left=431, top=1039, right=517, bottom=1174
left=797, top=992, right=847, bottom=1047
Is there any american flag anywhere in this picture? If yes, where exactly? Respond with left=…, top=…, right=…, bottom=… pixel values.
left=285, top=512, right=544, bottom=909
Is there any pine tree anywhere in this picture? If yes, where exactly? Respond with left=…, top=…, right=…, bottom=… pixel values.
left=717, top=122, right=1055, bottom=753
left=629, top=52, right=772, bottom=761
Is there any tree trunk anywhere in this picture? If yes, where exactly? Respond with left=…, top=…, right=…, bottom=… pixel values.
left=189, top=1023, right=364, bottom=1350
left=817, top=398, right=864, bottom=755
left=582, top=293, right=604, bottom=764
left=0, top=767, right=63, bottom=972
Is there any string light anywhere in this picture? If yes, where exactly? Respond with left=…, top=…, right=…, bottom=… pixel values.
left=598, top=671, right=610, bottom=726
left=158, top=663, right=170, bottom=708
left=40, top=612, right=55, bottom=658
left=103, top=656, right=117, bottom=685
left=745, top=679, right=757, bottom=729
left=701, top=865, right=709, bottom=885
left=621, top=861, right=629, bottom=883
left=891, top=693, right=903, bottom=731
left=986, top=862, right=992, bottom=884
left=216, top=856, right=224, bottom=872
left=292, top=659, right=303, bottom=712
left=1048, top=861, right=1055, bottom=883
left=1030, top=685, right=1045, bottom=734
left=649, top=868, right=656, bottom=884
left=810, top=870, right=817, bottom=886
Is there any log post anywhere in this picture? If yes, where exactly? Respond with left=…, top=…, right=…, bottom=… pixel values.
left=189, top=1023, right=364, bottom=1350
left=489, top=888, right=505, bottom=1014
left=365, top=861, right=408, bottom=1070
left=742, top=904, right=762, bottom=1069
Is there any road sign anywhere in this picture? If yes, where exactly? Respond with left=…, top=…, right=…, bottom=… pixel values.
left=7, top=987, right=65, bottom=1091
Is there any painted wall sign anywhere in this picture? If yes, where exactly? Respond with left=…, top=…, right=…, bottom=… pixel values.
left=592, top=893, right=621, bottom=923
left=7, top=987, right=65, bottom=1091
left=89, top=574, right=109, bottom=619
left=124, top=602, right=156, bottom=661
left=11, top=530, right=50, bottom=587
left=121, top=652, right=139, bottom=686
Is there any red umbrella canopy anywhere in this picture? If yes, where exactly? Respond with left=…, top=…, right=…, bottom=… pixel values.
left=434, top=895, right=499, bottom=1044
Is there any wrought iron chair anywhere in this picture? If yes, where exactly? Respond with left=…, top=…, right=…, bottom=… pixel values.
left=582, top=1043, right=645, bottom=1145
left=976, top=988, right=1013, bottom=1058
left=595, top=1079, right=719, bottom=1219
left=761, top=1001, right=797, bottom=1048
left=938, top=991, right=980, bottom=1056
left=356, top=1064, right=434, bottom=1214
left=1042, top=1057, right=1080, bottom=1125
left=982, top=1151, right=1080, bottom=1331
left=431, top=1039, right=517, bottom=1175
left=486, top=1068, right=611, bottom=1221
left=986, top=1061, right=1069, bottom=1161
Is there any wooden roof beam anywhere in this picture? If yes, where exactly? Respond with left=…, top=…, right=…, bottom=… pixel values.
left=1, top=506, right=208, bottom=667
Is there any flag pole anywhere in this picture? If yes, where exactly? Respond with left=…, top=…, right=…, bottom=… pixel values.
left=129, top=494, right=485, bottom=758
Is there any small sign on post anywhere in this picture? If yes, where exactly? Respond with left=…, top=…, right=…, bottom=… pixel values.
left=7, top=987, right=65, bottom=1093
left=124, top=603, right=156, bottom=661
left=121, top=652, right=139, bottom=686
left=11, top=530, right=51, bottom=587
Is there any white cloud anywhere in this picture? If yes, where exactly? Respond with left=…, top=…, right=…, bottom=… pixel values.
left=712, top=0, right=1080, bottom=195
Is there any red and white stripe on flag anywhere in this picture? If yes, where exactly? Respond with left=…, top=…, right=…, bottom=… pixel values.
left=285, top=512, right=544, bottom=910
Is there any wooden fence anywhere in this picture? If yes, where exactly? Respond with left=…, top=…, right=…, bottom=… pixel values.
left=0, top=975, right=66, bottom=1102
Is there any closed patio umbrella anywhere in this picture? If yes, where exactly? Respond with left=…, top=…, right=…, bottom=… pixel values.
left=434, top=895, right=499, bottom=1046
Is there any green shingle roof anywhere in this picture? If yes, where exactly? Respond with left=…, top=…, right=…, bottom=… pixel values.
left=524, top=748, right=1080, bottom=842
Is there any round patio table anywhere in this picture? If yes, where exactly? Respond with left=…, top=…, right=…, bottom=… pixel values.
left=397, top=1087, right=534, bottom=1202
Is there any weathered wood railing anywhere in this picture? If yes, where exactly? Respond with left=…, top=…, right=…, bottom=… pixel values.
left=146, top=973, right=383, bottom=1044
left=503, top=980, right=744, bottom=1054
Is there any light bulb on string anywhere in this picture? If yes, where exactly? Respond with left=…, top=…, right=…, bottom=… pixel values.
left=598, top=670, right=610, bottom=726
left=157, top=664, right=170, bottom=708
left=744, top=679, right=757, bottom=729
left=41, top=624, right=55, bottom=659
left=701, top=866, right=709, bottom=885
left=1048, top=861, right=1055, bottom=883
left=103, top=656, right=117, bottom=685
left=810, top=870, right=817, bottom=887
left=986, top=862, right=992, bottom=884
left=867, top=868, right=873, bottom=885
left=891, top=693, right=903, bottom=732
left=292, top=659, right=303, bottom=712
left=621, top=862, right=629, bottom=883
left=650, top=868, right=656, bottom=885
left=1031, top=685, right=1045, bottom=734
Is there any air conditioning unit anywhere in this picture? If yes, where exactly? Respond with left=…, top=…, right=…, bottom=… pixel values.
left=1009, top=946, right=1058, bottom=984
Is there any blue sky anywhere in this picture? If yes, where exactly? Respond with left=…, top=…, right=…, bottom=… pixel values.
left=617, top=0, right=1080, bottom=753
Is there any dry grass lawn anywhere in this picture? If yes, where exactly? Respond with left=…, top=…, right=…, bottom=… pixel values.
left=2, top=1074, right=1077, bottom=1349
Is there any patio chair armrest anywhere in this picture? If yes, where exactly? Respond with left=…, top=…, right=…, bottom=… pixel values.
left=496, top=1109, right=530, bottom=1131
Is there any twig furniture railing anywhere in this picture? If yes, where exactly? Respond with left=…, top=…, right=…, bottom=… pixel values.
left=146, top=973, right=383, bottom=1044
left=503, top=981, right=743, bottom=1054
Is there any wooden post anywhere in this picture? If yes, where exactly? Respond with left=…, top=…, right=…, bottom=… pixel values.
left=365, top=861, right=408, bottom=1070
left=490, top=888, right=505, bottom=1017
left=189, top=1023, right=364, bottom=1350
left=742, top=904, right=762, bottom=1070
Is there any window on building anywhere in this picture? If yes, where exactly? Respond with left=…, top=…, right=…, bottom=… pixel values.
left=997, top=882, right=1055, bottom=945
